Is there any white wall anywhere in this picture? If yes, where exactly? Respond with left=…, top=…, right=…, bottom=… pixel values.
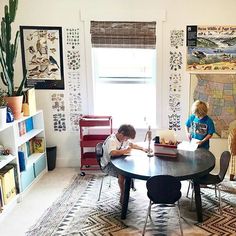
left=1, top=0, right=234, bottom=167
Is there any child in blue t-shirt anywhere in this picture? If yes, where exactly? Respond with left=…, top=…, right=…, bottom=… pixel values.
left=185, top=100, right=215, bottom=149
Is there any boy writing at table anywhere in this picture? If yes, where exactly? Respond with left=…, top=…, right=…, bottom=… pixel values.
left=101, top=124, right=148, bottom=203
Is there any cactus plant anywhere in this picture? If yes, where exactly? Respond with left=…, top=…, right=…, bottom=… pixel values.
left=0, top=0, right=26, bottom=97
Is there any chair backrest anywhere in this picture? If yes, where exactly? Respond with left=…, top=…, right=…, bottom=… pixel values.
left=219, top=151, right=231, bottom=181
left=95, top=142, right=104, bottom=168
left=146, top=175, right=182, bottom=204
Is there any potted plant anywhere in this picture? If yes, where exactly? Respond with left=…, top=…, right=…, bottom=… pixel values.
left=0, top=0, right=27, bottom=119
left=0, top=89, right=7, bottom=128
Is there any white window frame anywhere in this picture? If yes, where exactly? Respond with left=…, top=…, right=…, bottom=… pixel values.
left=80, top=8, right=166, bottom=131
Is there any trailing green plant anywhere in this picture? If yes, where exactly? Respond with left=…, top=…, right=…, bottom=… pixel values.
left=0, top=0, right=27, bottom=97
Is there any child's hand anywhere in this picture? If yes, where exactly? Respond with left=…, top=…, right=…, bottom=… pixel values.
left=123, top=146, right=131, bottom=154
left=196, top=140, right=203, bottom=145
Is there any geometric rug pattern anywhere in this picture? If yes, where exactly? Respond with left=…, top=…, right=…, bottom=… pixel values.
left=26, top=174, right=236, bottom=236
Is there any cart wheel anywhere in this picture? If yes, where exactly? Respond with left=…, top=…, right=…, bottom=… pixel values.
left=80, top=172, right=85, bottom=176
left=132, top=187, right=137, bottom=191
left=85, top=165, right=90, bottom=168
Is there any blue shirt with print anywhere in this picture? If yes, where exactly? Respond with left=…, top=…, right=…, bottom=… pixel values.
left=185, top=114, right=215, bottom=149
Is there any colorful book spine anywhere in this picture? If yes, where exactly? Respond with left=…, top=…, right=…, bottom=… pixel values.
left=18, top=151, right=26, bottom=172
left=18, top=121, right=26, bottom=136
left=25, top=117, right=34, bottom=132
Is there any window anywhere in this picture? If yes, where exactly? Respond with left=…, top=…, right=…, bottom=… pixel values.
left=92, top=47, right=156, bottom=128
left=90, top=21, right=156, bottom=128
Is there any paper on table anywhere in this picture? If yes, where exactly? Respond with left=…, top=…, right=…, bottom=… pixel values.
left=177, top=139, right=199, bottom=151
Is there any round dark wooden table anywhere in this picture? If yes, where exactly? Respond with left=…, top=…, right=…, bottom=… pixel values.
left=111, top=148, right=215, bottom=222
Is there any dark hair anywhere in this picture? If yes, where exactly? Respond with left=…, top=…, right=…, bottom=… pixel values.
left=118, top=124, right=136, bottom=139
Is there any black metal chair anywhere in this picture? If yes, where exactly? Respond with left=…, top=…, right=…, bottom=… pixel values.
left=142, top=175, right=183, bottom=236
left=188, top=151, right=231, bottom=213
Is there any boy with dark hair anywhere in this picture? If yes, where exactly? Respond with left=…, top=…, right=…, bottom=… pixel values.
left=101, top=124, right=148, bottom=203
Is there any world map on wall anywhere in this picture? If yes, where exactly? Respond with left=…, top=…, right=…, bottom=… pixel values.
left=192, top=74, right=236, bottom=138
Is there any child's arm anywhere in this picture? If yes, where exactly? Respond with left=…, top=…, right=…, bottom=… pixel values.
left=197, top=134, right=213, bottom=145
left=129, top=143, right=148, bottom=152
left=110, top=147, right=132, bottom=156
left=185, top=126, right=191, bottom=141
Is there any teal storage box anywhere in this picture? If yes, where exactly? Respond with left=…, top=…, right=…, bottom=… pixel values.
left=20, top=165, right=35, bottom=191
left=34, top=155, right=46, bottom=177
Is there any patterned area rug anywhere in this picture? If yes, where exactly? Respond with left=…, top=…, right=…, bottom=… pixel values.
left=26, top=174, right=236, bottom=236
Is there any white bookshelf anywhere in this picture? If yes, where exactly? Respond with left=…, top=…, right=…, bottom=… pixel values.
left=0, top=110, right=47, bottom=219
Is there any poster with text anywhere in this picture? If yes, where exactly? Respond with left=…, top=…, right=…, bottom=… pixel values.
left=187, top=25, right=236, bottom=72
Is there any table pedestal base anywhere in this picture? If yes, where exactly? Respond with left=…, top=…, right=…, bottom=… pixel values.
left=121, top=177, right=131, bottom=219
left=193, top=181, right=203, bottom=223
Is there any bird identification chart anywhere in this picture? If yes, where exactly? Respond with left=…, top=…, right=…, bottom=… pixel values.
left=20, top=26, right=65, bottom=89
left=186, top=25, right=236, bottom=72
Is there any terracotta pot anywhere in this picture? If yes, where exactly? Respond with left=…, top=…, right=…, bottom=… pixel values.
left=5, top=95, right=23, bottom=120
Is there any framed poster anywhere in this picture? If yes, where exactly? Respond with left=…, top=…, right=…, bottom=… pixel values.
left=20, top=26, right=64, bottom=89
left=186, top=25, right=236, bottom=72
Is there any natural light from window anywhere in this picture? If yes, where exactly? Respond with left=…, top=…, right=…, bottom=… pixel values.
left=92, top=48, right=156, bottom=128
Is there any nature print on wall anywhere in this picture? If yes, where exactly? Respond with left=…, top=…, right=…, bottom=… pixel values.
left=170, top=30, right=184, bottom=49
left=20, top=26, right=64, bottom=89
left=67, top=51, right=80, bottom=70
left=67, top=72, right=83, bottom=131
left=66, top=28, right=80, bottom=49
left=190, top=74, right=236, bottom=138
left=169, top=74, right=182, bottom=113
left=169, top=94, right=181, bottom=113
left=168, top=114, right=181, bottom=131
left=170, top=51, right=183, bottom=71
left=187, top=25, right=236, bottom=72
left=51, top=93, right=66, bottom=132
left=169, top=73, right=182, bottom=93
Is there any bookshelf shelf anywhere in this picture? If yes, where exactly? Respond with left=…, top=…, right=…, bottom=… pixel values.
left=0, top=110, right=47, bottom=219
left=17, top=129, right=44, bottom=147
left=0, top=154, right=16, bottom=169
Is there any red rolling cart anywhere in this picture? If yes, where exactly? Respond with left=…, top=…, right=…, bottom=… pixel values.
left=79, top=115, right=112, bottom=175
